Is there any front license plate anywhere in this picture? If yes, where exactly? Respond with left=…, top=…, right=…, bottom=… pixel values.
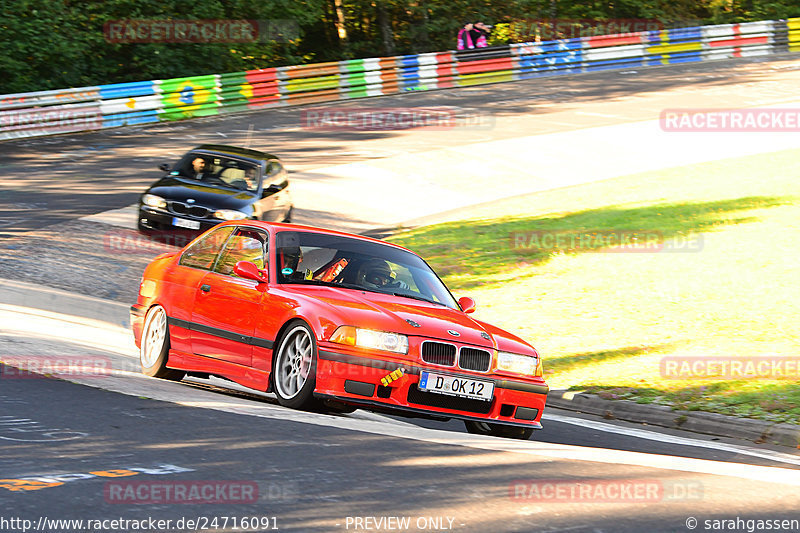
left=172, top=217, right=200, bottom=230
left=418, top=371, right=494, bottom=401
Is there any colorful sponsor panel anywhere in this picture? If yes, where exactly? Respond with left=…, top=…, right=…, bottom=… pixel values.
left=158, top=75, right=220, bottom=120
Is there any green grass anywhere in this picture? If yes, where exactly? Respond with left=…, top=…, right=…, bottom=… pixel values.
left=389, top=147, right=800, bottom=425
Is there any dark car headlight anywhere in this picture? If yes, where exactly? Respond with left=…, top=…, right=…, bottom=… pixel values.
left=213, top=209, right=248, bottom=220
left=142, top=194, right=167, bottom=209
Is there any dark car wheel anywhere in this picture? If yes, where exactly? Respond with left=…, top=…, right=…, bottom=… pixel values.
left=464, top=420, right=534, bottom=440
left=273, top=321, right=320, bottom=410
left=140, top=305, right=185, bottom=381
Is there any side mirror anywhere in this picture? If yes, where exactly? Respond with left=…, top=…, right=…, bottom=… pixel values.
left=458, top=296, right=476, bottom=314
left=264, top=180, right=288, bottom=195
left=158, top=163, right=171, bottom=172
left=234, top=261, right=268, bottom=283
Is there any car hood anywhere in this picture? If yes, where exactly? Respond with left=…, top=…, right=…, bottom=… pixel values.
left=145, top=176, right=256, bottom=210
left=281, top=285, right=534, bottom=353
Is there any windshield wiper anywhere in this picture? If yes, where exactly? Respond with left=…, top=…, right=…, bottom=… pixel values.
left=286, top=279, right=384, bottom=295
left=391, top=291, right=445, bottom=306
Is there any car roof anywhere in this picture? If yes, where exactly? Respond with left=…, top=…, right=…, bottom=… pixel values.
left=225, top=221, right=416, bottom=254
left=192, top=144, right=279, bottom=161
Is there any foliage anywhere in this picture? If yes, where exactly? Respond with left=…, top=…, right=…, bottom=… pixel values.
left=0, top=0, right=797, bottom=93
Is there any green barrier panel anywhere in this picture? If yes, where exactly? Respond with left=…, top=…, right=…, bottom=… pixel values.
left=159, top=75, right=219, bottom=121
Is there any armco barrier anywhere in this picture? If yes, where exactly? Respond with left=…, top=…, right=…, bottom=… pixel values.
left=1, top=18, right=798, bottom=141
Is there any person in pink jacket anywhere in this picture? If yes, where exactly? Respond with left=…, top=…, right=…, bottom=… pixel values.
left=457, top=21, right=490, bottom=50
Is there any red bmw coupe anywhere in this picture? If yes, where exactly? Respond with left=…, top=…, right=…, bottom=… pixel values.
left=131, top=221, right=548, bottom=439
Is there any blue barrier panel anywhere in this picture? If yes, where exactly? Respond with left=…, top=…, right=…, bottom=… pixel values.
left=515, top=40, right=584, bottom=77
left=98, top=81, right=157, bottom=100
left=101, top=109, right=159, bottom=128
left=585, top=56, right=644, bottom=71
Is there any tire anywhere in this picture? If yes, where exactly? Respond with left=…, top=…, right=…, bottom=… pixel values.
left=464, top=420, right=534, bottom=440
left=272, top=321, right=319, bottom=410
left=140, top=305, right=185, bottom=381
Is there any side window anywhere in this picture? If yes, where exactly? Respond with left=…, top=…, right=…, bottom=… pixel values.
left=213, top=227, right=269, bottom=277
left=178, top=226, right=234, bottom=270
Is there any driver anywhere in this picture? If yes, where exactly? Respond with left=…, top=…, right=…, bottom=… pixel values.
left=360, top=259, right=409, bottom=290
left=190, top=157, right=207, bottom=179
left=279, top=247, right=312, bottom=280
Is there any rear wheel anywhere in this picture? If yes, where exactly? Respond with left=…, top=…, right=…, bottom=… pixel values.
left=140, top=305, right=184, bottom=381
left=464, top=420, right=534, bottom=440
left=273, top=322, right=319, bottom=410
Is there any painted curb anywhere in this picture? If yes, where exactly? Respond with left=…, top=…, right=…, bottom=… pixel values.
left=549, top=390, right=800, bottom=448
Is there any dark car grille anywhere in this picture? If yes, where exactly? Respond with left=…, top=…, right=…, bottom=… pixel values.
left=407, top=387, right=493, bottom=414
left=168, top=201, right=211, bottom=219
left=421, top=341, right=456, bottom=366
left=459, top=347, right=492, bottom=372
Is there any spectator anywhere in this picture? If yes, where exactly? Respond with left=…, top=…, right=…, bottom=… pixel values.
left=457, top=21, right=491, bottom=50
left=457, top=22, right=475, bottom=50
left=472, top=21, right=491, bottom=48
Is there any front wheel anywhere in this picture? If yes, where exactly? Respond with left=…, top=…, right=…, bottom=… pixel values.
left=272, top=322, right=319, bottom=410
left=464, top=420, right=534, bottom=440
left=140, top=305, right=184, bottom=381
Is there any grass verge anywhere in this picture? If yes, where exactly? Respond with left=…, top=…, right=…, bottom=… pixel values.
left=389, top=147, right=800, bottom=425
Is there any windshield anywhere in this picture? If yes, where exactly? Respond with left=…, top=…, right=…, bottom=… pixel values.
left=172, top=153, right=261, bottom=193
left=275, top=231, right=459, bottom=309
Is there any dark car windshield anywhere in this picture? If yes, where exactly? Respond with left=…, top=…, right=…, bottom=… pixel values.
left=275, top=231, right=459, bottom=309
left=172, top=153, right=261, bottom=193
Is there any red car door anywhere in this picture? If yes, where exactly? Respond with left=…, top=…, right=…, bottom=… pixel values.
left=190, top=226, right=269, bottom=368
left=166, top=225, right=236, bottom=355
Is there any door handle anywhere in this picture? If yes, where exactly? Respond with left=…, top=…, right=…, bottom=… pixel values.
left=200, top=284, right=211, bottom=293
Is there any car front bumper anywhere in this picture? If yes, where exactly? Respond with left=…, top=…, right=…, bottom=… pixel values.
left=314, top=347, right=548, bottom=429
left=138, top=206, right=220, bottom=236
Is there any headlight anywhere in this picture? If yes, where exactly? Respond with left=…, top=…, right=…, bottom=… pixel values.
left=330, top=326, right=408, bottom=354
left=213, top=209, right=248, bottom=220
left=496, top=351, right=539, bottom=375
left=142, top=194, right=167, bottom=209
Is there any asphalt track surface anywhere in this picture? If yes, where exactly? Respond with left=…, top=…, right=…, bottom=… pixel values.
left=2, top=54, right=800, bottom=532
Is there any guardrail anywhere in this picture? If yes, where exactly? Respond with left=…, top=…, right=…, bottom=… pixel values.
left=1, top=18, right=798, bottom=141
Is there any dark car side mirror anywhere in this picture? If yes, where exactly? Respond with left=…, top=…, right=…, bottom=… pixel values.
left=234, top=261, right=268, bottom=283
left=264, top=180, right=288, bottom=196
left=158, top=163, right=171, bottom=172
left=458, top=296, right=476, bottom=314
